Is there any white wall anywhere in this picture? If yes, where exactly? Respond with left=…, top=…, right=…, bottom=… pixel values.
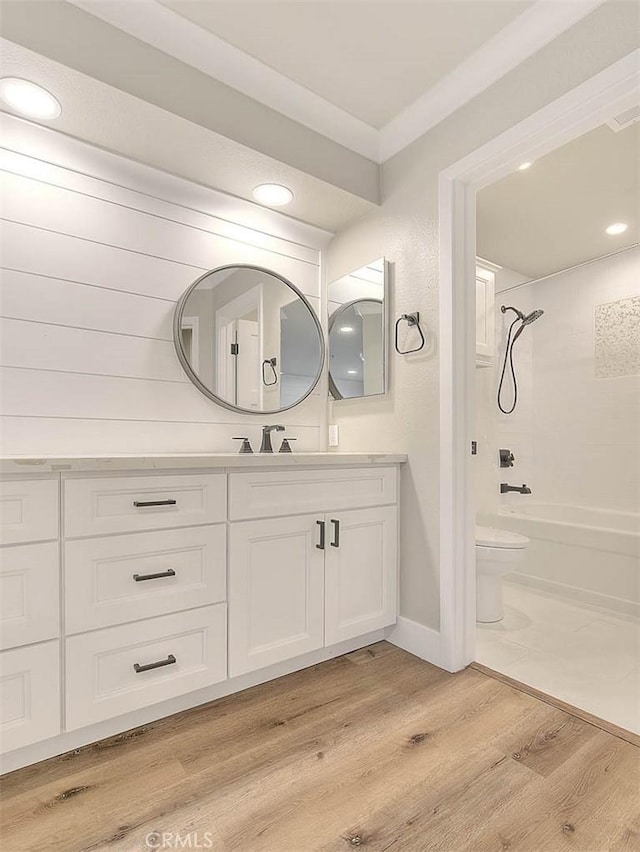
left=480, top=248, right=640, bottom=516
left=530, top=248, right=639, bottom=514
left=326, top=0, right=638, bottom=630
left=527, top=249, right=640, bottom=512
left=0, top=116, right=330, bottom=456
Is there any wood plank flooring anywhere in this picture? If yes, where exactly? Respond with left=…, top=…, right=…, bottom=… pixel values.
left=1, top=642, right=638, bottom=852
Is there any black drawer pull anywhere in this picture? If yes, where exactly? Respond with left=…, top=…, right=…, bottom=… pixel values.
left=330, top=519, right=340, bottom=548
left=133, top=569, right=176, bottom=582
left=133, top=654, right=176, bottom=674
left=133, top=499, right=177, bottom=508
left=316, top=520, right=325, bottom=550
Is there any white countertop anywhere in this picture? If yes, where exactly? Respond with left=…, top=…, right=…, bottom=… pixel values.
left=0, top=452, right=407, bottom=474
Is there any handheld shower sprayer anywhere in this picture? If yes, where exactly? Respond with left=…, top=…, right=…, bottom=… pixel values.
left=523, top=309, right=544, bottom=325
left=497, top=305, right=544, bottom=414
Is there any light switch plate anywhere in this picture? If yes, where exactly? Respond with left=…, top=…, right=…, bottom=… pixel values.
left=328, top=425, right=339, bottom=447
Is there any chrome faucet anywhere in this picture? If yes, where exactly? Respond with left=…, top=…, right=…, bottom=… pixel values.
left=500, top=483, right=532, bottom=495
left=259, top=425, right=285, bottom=453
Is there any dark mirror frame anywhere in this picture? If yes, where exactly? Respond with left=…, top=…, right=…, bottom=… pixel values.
left=173, top=264, right=325, bottom=415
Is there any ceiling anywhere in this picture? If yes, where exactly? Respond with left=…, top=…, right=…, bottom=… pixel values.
left=476, top=122, right=639, bottom=279
left=1, top=0, right=606, bottom=167
left=0, top=0, right=613, bottom=232
left=158, top=0, right=532, bottom=128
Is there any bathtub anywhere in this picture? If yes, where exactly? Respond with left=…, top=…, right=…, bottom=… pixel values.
left=489, top=503, right=640, bottom=616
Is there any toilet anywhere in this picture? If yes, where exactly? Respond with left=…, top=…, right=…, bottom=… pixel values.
left=475, top=525, right=530, bottom=623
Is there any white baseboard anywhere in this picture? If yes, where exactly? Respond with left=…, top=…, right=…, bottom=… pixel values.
left=387, top=616, right=442, bottom=668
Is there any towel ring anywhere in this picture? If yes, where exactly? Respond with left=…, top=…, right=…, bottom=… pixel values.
left=262, top=358, right=278, bottom=386
left=394, top=312, right=425, bottom=355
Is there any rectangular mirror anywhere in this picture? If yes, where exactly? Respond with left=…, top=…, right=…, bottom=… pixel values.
left=328, top=258, right=388, bottom=400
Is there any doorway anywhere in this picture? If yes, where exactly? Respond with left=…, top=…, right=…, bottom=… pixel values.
left=438, top=50, right=639, bottom=675
left=473, top=123, right=638, bottom=731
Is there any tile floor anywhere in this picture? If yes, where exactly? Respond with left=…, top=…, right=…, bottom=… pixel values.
left=475, top=579, right=640, bottom=734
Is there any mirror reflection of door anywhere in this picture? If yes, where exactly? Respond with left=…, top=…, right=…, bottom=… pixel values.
left=214, top=284, right=263, bottom=410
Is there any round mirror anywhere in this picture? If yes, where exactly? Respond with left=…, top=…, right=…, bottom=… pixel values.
left=174, top=265, right=324, bottom=414
left=328, top=298, right=384, bottom=400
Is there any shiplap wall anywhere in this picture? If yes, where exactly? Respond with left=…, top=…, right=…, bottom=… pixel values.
left=0, top=117, right=330, bottom=456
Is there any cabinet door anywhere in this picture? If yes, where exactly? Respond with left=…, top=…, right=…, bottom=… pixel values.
left=325, top=506, right=397, bottom=645
left=0, top=640, right=61, bottom=754
left=0, top=542, right=59, bottom=650
left=476, top=266, right=495, bottom=366
left=0, top=479, right=58, bottom=545
left=229, top=514, right=324, bottom=676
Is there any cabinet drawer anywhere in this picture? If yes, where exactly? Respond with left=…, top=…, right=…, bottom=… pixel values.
left=64, top=474, right=226, bottom=537
left=65, top=526, right=226, bottom=634
left=0, top=542, right=60, bottom=650
left=0, top=641, right=61, bottom=754
left=0, top=479, right=58, bottom=545
left=229, top=466, right=398, bottom=520
left=65, top=605, right=227, bottom=730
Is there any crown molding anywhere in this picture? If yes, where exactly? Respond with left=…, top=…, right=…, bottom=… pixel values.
left=69, top=0, right=606, bottom=166
left=379, top=0, right=607, bottom=160
left=68, top=0, right=380, bottom=161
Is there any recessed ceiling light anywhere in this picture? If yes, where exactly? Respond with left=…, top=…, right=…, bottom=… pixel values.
left=339, top=326, right=354, bottom=334
left=347, top=370, right=357, bottom=375
left=605, top=222, right=628, bottom=236
left=252, top=183, right=293, bottom=207
left=517, top=161, right=533, bottom=171
left=0, top=77, right=61, bottom=119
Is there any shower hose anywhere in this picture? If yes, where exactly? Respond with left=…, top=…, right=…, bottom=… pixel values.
left=497, top=317, right=522, bottom=415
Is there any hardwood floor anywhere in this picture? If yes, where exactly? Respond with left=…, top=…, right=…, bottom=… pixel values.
left=1, top=642, right=639, bottom=852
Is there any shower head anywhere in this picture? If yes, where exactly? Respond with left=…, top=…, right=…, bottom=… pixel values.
left=501, top=305, right=544, bottom=326
left=522, top=309, right=544, bottom=325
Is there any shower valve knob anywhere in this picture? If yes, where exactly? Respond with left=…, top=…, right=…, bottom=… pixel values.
left=499, top=449, right=515, bottom=468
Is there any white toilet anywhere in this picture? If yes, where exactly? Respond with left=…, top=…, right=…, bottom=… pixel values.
left=475, top=525, right=530, bottom=623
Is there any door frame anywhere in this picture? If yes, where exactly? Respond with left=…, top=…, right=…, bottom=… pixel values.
left=438, top=49, right=639, bottom=672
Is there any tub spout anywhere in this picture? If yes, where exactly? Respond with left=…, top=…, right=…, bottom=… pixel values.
left=500, top=483, right=532, bottom=495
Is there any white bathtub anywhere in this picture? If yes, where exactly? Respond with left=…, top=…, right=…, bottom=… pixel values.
left=490, top=503, right=640, bottom=616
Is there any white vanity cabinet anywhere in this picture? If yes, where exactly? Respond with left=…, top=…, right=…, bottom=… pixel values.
left=0, top=479, right=61, bottom=756
left=228, top=467, right=398, bottom=677
left=0, top=457, right=403, bottom=773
